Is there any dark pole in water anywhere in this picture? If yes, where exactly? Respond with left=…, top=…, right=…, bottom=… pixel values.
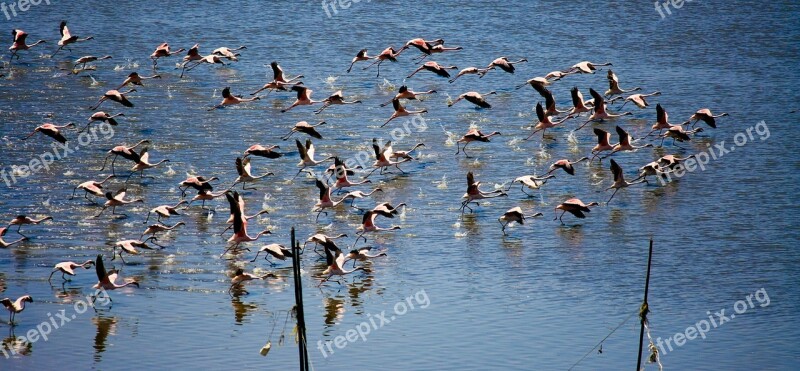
left=636, top=239, right=654, bottom=371
left=291, top=227, right=309, bottom=371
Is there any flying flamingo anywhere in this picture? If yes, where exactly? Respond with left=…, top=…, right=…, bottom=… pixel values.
left=209, top=87, right=261, bottom=110
left=589, top=128, right=614, bottom=163
left=531, top=83, right=567, bottom=116
left=602, top=126, right=654, bottom=159
left=604, top=70, right=641, bottom=97
left=604, top=159, right=648, bottom=204
left=344, top=247, right=387, bottom=268
left=9, top=29, right=46, bottom=59
left=687, top=109, right=729, bottom=128
left=182, top=43, right=202, bottom=64
left=554, top=198, right=599, bottom=224
left=212, top=45, right=246, bottom=61
left=219, top=190, right=269, bottom=236
left=397, top=38, right=444, bottom=55
left=100, top=139, right=150, bottom=175
left=91, top=254, right=139, bottom=307
left=303, top=233, right=348, bottom=253
left=126, top=147, right=169, bottom=181
left=8, top=215, right=53, bottom=238
left=84, top=112, right=124, bottom=132
left=48, top=259, right=94, bottom=282
left=412, top=43, right=462, bottom=63
left=187, top=188, right=231, bottom=209
left=548, top=157, right=589, bottom=175
left=353, top=209, right=401, bottom=247
left=389, top=143, right=426, bottom=161
left=515, top=76, right=551, bottom=90
left=144, top=200, right=187, bottom=224
left=94, top=189, right=144, bottom=217
left=319, top=244, right=365, bottom=286
left=52, top=21, right=93, bottom=56
left=372, top=202, right=407, bottom=219
left=331, top=157, right=371, bottom=191
left=479, top=57, right=527, bottom=78
left=244, top=144, right=282, bottom=159
left=72, top=55, right=112, bottom=71
left=455, top=129, right=501, bottom=157
left=178, top=175, right=218, bottom=197
left=448, top=67, right=488, bottom=83
left=116, top=72, right=161, bottom=90
left=112, top=237, right=164, bottom=264
left=71, top=174, right=115, bottom=202
left=645, top=104, right=677, bottom=138
left=347, top=49, right=374, bottom=73
left=575, top=88, right=633, bottom=131
left=363, top=138, right=412, bottom=177
left=525, top=102, right=573, bottom=140
left=340, top=188, right=383, bottom=209
left=23, top=122, right=76, bottom=143
left=660, top=126, right=703, bottom=148
left=507, top=174, right=555, bottom=196
left=567, top=87, right=595, bottom=116
left=568, top=61, right=612, bottom=74
left=222, top=191, right=271, bottom=257
left=229, top=268, right=277, bottom=295
left=140, top=221, right=185, bottom=240
left=382, top=98, right=427, bottom=127
left=362, top=46, right=399, bottom=77
left=619, top=91, right=661, bottom=109
left=407, top=61, right=458, bottom=78
left=90, top=88, right=136, bottom=110
left=282, top=120, right=326, bottom=140
left=545, top=69, right=578, bottom=80
left=449, top=91, right=496, bottom=109
left=379, top=85, right=437, bottom=107
left=181, top=54, right=228, bottom=78
left=280, top=85, right=322, bottom=112
left=315, top=90, right=362, bottom=114
left=250, top=244, right=293, bottom=265
left=269, top=61, right=303, bottom=84
left=0, top=227, right=27, bottom=248
left=150, top=42, right=185, bottom=69
left=313, top=179, right=346, bottom=221
left=461, top=171, right=507, bottom=213
left=498, top=207, right=544, bottom=235
left=233, top=157, right=273, bottom=190
left=1, top=296, right=32, bottom=325
left=293, top=139, right=335, bottom=179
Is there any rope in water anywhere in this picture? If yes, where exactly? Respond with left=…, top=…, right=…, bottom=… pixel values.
left=568, top=309, right=638, bottom=371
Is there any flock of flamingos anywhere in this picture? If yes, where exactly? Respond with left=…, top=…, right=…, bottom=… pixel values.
left=1, top=21, right=730, bottom=325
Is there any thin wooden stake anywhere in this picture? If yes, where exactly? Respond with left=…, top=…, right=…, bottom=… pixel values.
left=636, top=239, right=654, bottom=370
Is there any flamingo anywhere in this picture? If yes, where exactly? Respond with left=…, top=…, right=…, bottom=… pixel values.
left=448, top=67, right=488, bottom=83
left=645, top=104, right=678, bottom=138
left=304, top=233, right=348, bottom=253
left=282, top=85, right=325, bottom=112
left=407, top=61, right=458, bottom=78
left=455, top=129, right=501, bottom=157
left=140, top=221, right=185, bottom=240
left=1, top=296, right=32, bottom=325
left=347, top=48, right=374, bottom=73
left=589, top=128, right=614, bottom=163
left=8, top=215, right=53, bottom=238
left=9, top=29, right=46, bottom=59
left=687, top=109, right=728, bottom=128
left=281, top=121, right=326, bottom=140
left=181, top=43, right=202, bottom=64
left=250, top=244, right=293, bottom=265
left=100, top=140, right=150, bottom=176
left=222, top=191, right=271, bottom=256
left=548, top=157, right=589, bottom=175
left=461, top=171, right=507, bottom=213
left=362, top=46, right=399, bottom=77
left=567, top=87, right=595, bottom=116
left=269, top=61, right=303, bottom=84
left=515, top=76, right=551, bottom=90
left=315, top=90, right=362, bottom=114
left=293, top=139, right=335, bottom=179
left=94, top=189, right=144, bottom=217
left=116, top=72, right=161, bottom=90
left=71, top=174, right=115, bottom=202
left=372, top=202, right=407, bottom=218
left=319, top=243, right=365, bottom=286
left=150, top=42, right=185, bottom=69
left=144, top=200, right=187, bottom=224
left=48, top=259, right=95, bottom=282
left=178, top=175, right=218, bottom=197
left=112, top=237, right=164, bottom=264
left=249, top=79, right=296, bottom=97
left=219, top=190, right=269, bottom=236
left=363, top=138, right=412, bottom=177
left=545, top=69, right=578, bottom=80
left=604, top=70, right=642, bottom=97
left=380, top=85, right=437, bottom=107
left=212, top=45, right=246, bottom=61
left=181, top=54, right=228, bottom=78
left=499, top=207, right=544, bottom=235
left=479, top=57, right=527, bottom=77
left=233, top=157, right=273, bottom=190
left=554, top=198, right=600, bottom=224
left=344, top=247, right=387, bottom=268
left=340, top=188, right=383, bottom=209
left=660, top=126, right=703, bottom=148
left=353, top=209, right=401, bottom=247
left=382, top=98, right=427, bottom=127
left=619, top=91, right=661, bottom=109
left=187, top=188, right=231, bottom=209
left=634, top=155, right=695, bottom=182
left=72, top=55, right=112, bottom=71
left=0, top=227, right=27, bottom=248
left=575, top=88, right=633, bottom=131
left=331, top=157, right=371, bottom=191
left=390, top=143, right=426, bottom=161
left=449, top=91, right=496, bottom=109
left=313, top=179, right=347, bottom=221
left=412, top=43, right=462, bottom=63
left=244, top=144, right=282, bottom=159
left=229, top=268, right=277, bottom=294
left=604, top=159, right=648, bottom=204
left=568, top=61, right=612, bottom=74
left=602, top=126, right=654, bottom=159
left=91, top=254, right=139, bottom=307
left=126, top=146, right=169, bottom=181
left=397, top=38, right=444, bottom=55
left=530, top=83, right=567, bottom=116
left=84, top=112, right=124, bottom=132
left=209, top=86, right=261, bottom=110
left=22, top=123, right=76, bottom=144
left=525, top=102, right=573, bottom=140
left=52, top=21, right=93, bottom=56
left=90, top=88, right=136, bottom=110
left=507, top=174, right=555, bottom=196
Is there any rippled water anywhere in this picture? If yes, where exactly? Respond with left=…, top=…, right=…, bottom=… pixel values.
left=1, top=1, right=798, bottom=370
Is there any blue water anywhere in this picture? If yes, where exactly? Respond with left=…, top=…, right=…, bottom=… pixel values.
left=1, top=1, right=798, bottom=370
